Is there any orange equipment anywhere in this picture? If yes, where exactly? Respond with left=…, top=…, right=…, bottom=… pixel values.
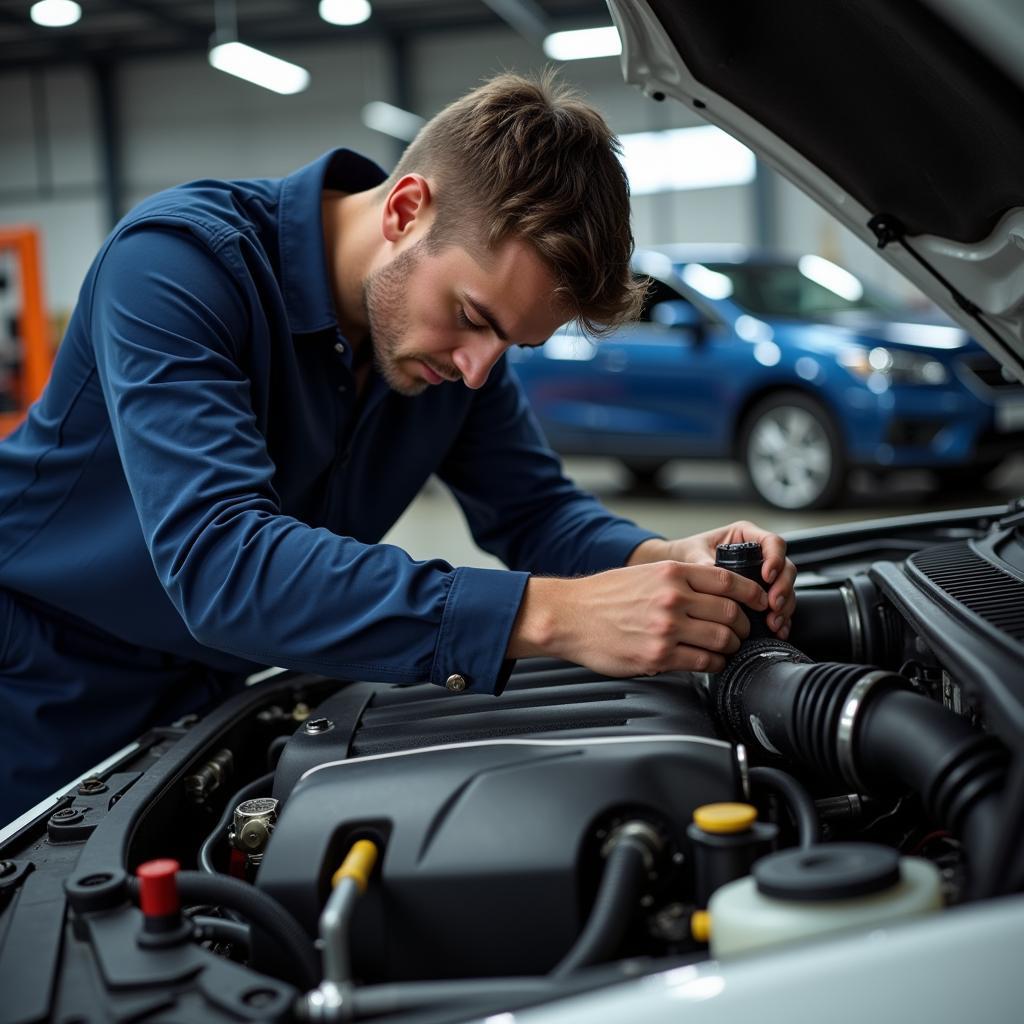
left=0, top=226, right=53, bottom=438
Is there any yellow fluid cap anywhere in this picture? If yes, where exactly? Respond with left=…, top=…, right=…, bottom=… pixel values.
left=332, top=839, right=379, bottom=893
left=691, top=910, right=711, bottom=943
left=693, top=802, right=758, bottom=834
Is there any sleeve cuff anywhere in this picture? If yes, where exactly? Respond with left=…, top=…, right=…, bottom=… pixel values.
left=431, top=566, right=530, bottom=696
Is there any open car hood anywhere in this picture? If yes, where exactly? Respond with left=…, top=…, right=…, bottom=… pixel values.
left=608, top=0, right=1024, bottom=381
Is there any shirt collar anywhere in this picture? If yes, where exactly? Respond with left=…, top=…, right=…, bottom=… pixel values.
left=278, top=148, right=388, bottom=336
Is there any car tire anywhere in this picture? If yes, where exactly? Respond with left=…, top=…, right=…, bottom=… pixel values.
left=740, top=392, right=847, bottom=510
left=622, top=459, right=667, bottom=492
left=933, top=460, right=1001, bottom=494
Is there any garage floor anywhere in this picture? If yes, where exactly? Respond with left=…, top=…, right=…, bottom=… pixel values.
left=385, top=456, right=1024, bottom=568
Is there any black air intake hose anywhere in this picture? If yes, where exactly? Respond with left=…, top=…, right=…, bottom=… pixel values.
left=786, top=577, right=904, bottom=666
left=710, top=639, right=1007, bottom=881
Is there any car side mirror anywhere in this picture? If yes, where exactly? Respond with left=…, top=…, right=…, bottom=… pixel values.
left=651, top=300, right=706, bottom=341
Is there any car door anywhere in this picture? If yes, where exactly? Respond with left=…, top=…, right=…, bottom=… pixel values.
left=582, top=276, right=729, bottom=458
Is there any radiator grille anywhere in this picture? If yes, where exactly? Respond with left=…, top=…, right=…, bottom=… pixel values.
left=909, top=543, right=1024, bottom=639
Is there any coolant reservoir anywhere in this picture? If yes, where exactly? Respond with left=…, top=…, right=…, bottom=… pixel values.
left=709, top=842, right=942, bottom=958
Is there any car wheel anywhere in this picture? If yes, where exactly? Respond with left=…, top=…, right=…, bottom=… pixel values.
left=740, top=393, right=846, bottom=510
left=622, top=459, right=667, bottom=492
left=933, top=460, right=1001, bottom=494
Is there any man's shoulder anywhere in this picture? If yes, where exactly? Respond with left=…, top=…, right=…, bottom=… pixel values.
left=114, top=174, right=281, bottom=251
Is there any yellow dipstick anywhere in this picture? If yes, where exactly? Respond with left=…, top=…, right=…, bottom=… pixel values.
left=332, top=839, right=379, bottom=893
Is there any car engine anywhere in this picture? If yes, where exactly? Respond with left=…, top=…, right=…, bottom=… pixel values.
left=1, top=501, right=1022, bottom=1023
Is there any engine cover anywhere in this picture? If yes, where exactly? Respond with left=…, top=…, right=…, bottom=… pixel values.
left=258, top=666, right=738, bottom=980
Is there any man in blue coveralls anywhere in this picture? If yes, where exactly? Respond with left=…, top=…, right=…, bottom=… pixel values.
left=0, top=74, right=796, bottom=824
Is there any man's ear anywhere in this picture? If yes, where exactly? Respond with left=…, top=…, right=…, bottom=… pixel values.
left=381, top=174, right=434, bottom=243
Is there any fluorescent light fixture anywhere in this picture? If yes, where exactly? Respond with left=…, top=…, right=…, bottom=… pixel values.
left=619, top=125, right=756, bottom=194
left=798, top=255, right=864, bottom=302
left=735, top=315, right=774, bottom=343
left=543, top=26, right=621, bottom=61
left=208, top=42, right=310, bottom=95
left=30, top=0, right=81, bottom=27
left=542, top=332, right=597, bottom=361
left=884, top=322, right=968, bottom=349
left=681, top=264, right=734, bottom=300
left=319, top=0, right=371, bottom=26
left=362, top=101, right=425, bottom=142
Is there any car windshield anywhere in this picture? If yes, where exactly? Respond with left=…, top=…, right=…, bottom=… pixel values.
left=696, top=258, right=909, bottom=319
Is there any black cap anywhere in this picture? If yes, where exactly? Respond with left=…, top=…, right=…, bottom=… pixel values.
left=753, top=843, right=901, bottom=901
left=715, top=541, right=764, bottom=571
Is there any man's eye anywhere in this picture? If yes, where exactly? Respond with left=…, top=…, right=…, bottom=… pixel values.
left=457, top=308, right=487, bottom=331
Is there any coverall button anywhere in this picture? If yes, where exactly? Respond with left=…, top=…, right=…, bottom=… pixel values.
left=445, top=673, right=467, bottom=692
left=334, top=342, right=346, bottom=354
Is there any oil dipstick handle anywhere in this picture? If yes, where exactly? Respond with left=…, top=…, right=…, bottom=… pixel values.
left=716, top=541, right=772, bottom=640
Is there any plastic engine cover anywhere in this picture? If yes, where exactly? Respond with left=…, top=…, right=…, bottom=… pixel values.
left=257, top=667, right=737, bottom=981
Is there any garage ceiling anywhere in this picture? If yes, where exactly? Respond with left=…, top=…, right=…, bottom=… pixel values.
left=0, top=0, right=610, bottom=68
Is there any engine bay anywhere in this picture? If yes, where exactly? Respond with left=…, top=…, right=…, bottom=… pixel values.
left=1, top=502, right=1023, bottom=1023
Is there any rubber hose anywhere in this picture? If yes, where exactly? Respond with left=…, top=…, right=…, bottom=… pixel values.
left=856, top=690, right=1006, bottom=830
left=128, top=870, right=318, bottom=989
left=198, top=770, right=275, bottom=875
left=350, top=978, right=558, bottom=1017
left=856, top=688, right=1006, bottom=895
left=713, top=648, right=1008, bottom=891
left=192, top=914, right=251, bottom=950
left=749, top=766, right=819, bottom=848
left=785, top=588, right=854, bottom=662
left=551, top=837, right=647, bottom=977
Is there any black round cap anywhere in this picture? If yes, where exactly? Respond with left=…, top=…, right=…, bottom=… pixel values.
left=64, top=868, right=129, bottom=914
left=715, top=541, right=764, bottom=571
left=753, top=843, right=901, bottom=901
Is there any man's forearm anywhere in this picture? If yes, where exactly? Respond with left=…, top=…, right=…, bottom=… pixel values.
left=625, top=537, right=672, bottom=566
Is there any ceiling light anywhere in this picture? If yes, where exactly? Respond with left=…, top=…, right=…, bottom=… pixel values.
left=798, top=255, right=864, bottom=301
left=362, top=101, right=425, bottom=142
left=542, top=26, right=621, bottom=61
left=681, top=264, right=735, bottom=301
left=208, top=42, right=310, bottom=95
left=319, top=0, right=372, bottom=26
left=30, top=0, right=81, bottom=27
left=618, top=125, right=756, bottom=194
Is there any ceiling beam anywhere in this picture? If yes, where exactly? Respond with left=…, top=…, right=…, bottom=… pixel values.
left=118, top=0, right=209, bottom=41
left=478, top=0, right=550, bottom=42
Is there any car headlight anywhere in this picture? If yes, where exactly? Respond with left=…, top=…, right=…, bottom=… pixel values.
left=839, top=346, right=949, bottom=386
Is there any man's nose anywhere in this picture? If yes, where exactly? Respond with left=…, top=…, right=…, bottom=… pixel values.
left=452, top=338, right=504, bottom=390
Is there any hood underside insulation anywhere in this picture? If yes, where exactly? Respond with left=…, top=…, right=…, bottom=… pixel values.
left=649, top=0, right=1024, bottom=243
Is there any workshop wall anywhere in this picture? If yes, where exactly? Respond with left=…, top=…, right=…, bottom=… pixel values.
left=0, top=26, right=910, bottom=318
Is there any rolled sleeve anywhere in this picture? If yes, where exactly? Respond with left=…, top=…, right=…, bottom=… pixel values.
left=578, top=520, right=664, bottom=573
left=432, top=566, right=530, bottom=695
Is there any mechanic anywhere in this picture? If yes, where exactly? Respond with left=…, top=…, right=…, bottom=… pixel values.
left=0, top=73, right=796, bottom=824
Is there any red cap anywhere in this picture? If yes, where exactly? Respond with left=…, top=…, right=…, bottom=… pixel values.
left=136, top=859, right=180, bottom=917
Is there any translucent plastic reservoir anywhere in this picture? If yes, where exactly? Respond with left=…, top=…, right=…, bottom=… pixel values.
left=709, top=855, right=943, bottom=958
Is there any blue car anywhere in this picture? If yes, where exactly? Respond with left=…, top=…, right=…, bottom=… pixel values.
left=508, top=246, right=1024, bottom=509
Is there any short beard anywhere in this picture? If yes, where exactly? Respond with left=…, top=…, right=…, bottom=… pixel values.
left=362, top=240, right=428, bottom=397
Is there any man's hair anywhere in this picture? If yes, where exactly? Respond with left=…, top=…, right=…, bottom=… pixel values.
left=386, top=71, right=644, bottom=335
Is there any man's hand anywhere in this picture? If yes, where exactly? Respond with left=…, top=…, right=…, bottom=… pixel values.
left=507, top=559, right=771, bottom=678
left=627, top=520, right=796, bottom=641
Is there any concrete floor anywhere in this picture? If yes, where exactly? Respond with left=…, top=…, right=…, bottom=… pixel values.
left=385, top=456, right=1024, bottom=569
